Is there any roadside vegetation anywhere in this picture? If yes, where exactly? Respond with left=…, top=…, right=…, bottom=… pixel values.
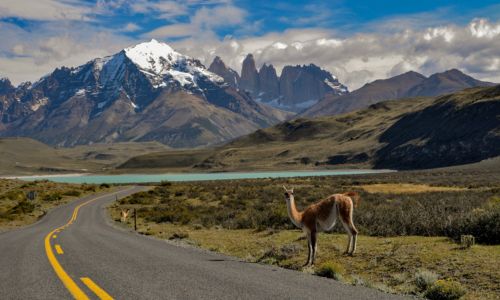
left=0, top=179, right=108, bottom=230
left=110, top=169, right=500, bottom=299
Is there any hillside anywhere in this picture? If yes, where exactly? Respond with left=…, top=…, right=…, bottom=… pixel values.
left=120, top=85, right=500, bottom=171
left=0, top=137, right=170, bottom=175
left=303, top=69, right=495, bottom=118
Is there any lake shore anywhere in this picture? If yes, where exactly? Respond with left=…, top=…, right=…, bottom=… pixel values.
left=7, top=169, right=396, bottom=184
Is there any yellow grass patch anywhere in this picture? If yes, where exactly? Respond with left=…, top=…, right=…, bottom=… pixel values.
left=128, top=221, right=500, bottom=300
left=358, top=183, right=466, bottom=194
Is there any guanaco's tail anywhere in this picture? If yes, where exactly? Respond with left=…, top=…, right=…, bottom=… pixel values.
left=344, top=191, right=360, bottom=208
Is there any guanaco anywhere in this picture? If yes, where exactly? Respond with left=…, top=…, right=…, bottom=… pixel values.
left=120, top=209, right=130, bottom=223
left=283, top=186, right=360, bottom=266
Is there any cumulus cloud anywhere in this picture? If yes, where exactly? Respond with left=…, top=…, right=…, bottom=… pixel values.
left=171, top=18, right=500, bottom=89
left=0, top=0, right=91, bottom=21
left=0, top=21, right=132, bottom=84
left=145, top=4, right=246, bottom=39
left=0, top=0, right=499, bottom=93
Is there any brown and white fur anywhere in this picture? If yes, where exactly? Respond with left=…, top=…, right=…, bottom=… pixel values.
left=283, top=186, right=360, bottom=266
left=120, top=209, right=130, bottom=223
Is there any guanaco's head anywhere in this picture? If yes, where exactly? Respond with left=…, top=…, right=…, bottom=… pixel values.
left=283, top=185, right=294, bottom=201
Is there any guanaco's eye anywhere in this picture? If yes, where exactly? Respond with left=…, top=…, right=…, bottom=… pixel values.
left=284, top=192, right=288, bottom=196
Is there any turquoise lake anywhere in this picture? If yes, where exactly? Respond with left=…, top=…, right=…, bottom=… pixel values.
left=15, top=169, right=394, bottom=184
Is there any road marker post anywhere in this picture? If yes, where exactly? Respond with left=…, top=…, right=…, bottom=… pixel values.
left=134, top=208, right=137, bottom=231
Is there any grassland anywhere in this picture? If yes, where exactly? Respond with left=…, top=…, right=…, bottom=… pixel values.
left=0, top=178, right=110, bottom=230
left=0, top=137, right=170, bottom=176
left=109, top=168, right=500, bottom=299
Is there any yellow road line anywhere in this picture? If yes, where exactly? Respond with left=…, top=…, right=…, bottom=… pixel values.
left=81, top=277, right=114, bottom=300
left=55, top=244, right=64, bottom=255
left=44, top=187, right=135, bottom=300
left=45, top=228, right=89, bottom=300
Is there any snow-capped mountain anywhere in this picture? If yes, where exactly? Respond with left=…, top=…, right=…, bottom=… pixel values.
left=0, top=40, right=292, bottom=147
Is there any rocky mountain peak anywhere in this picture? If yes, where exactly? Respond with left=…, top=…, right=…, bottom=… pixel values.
left=0, top=77, right=14, bottom=94
left=240, top=54, right=259, bottom=94
left=208, top=56, right=240, bottom=88
left=257, top=64, right=279, bottom=102
left=279, top=63, right=348, bottom=110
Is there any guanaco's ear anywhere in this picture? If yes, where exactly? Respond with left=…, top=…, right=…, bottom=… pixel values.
left=283, top=185, right=288, bottom=191
left=290, top=187, right=294, bottom=193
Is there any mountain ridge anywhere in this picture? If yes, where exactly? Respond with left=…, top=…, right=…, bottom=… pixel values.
left=208, top=55, right=348, bottom=112
left=302, top=69, right=495, bottom=117
left=0, top=40, right=292, bottom=148
left=119, top=84, right=500, bottom=171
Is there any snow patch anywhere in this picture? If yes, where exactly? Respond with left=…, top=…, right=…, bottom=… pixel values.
left=324, top=79, right=348, bottom=93
left=30, top=97, right=48, bottom=111
left=74, top=89, right=86, bottom=96
left=123, top=39, right=224, bottom=89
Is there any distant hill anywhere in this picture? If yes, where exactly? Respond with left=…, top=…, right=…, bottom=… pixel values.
left=0, top=137, right=169, bottom=175
left=121, top=84, right=500, bottom=171
left=302, top=69, right=495, bottom=117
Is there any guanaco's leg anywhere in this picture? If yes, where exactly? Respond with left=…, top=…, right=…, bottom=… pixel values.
left=305, top=232, right=312, bottom=266
left=348, top=221, right=358, bottom=255
left=310, top=230, right=317, bottom=265
left=341, top=220, right=352, bottom=255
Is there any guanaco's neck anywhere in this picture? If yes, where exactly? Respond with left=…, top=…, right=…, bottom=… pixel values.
left=286, top=195, right=303, bottom=228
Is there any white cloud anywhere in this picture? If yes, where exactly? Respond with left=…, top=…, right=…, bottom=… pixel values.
left=131, top=1, right=188, bottom=18
left=123, top=22, right=141, bottom=32
left=0, top=1, right=499, bottom=94
left=0, top=21, right=132, bottom=85
left=171, top=19, right=500, bottom=89
left=145, top=4, right=246, bottom=38
left=0, top=0, right=91, bottom=21
left=469, top=18, right=500, bottom=38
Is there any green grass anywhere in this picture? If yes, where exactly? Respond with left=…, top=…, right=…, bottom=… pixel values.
left=107, top=220, right=500, bottom=299
left=0, top=179, right=109, bottom=230
left=109, top=170, right=500, bottom=299
left=115, top=175, right=500, bottom=243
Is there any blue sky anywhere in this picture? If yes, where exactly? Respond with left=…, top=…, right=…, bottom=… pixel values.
left=4, top=1, right=499, bottom=39
left=1, top=0, right=499, bottom=88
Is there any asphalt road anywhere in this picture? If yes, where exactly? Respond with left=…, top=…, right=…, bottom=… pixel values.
left=0, top=186, right=408, bottom=299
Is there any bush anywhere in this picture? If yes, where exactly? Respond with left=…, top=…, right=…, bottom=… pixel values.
left=425, top=279, right=466, bottom=300
left=415, top=269, right=439, bottom=291
left=114, top=178, right=500, bottom=244
left=11, top=200, right=36, bottom=214
left=258, top=244, right=303, bottom=264
left=43, top=193, right=62, bottom=202
left=82, top=185, right=96, bottom=192
left=63, top=190, right=81, bottom=197
left=100, top=183, right=110, bottom=189
left=315, top=262, right=345, bottom=281
left=169, top=232, right=189, bottom=240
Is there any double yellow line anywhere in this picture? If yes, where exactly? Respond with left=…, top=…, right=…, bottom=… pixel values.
left=44, top=187, right=134, bottom=299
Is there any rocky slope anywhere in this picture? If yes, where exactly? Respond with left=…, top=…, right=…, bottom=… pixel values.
left=303, top=69, right=494, bottom=117
left=208, top=56, right=239, bottom=89
left=0, top=40, right=291, bottom=148
left=208, top=55, right=348, bottom=112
